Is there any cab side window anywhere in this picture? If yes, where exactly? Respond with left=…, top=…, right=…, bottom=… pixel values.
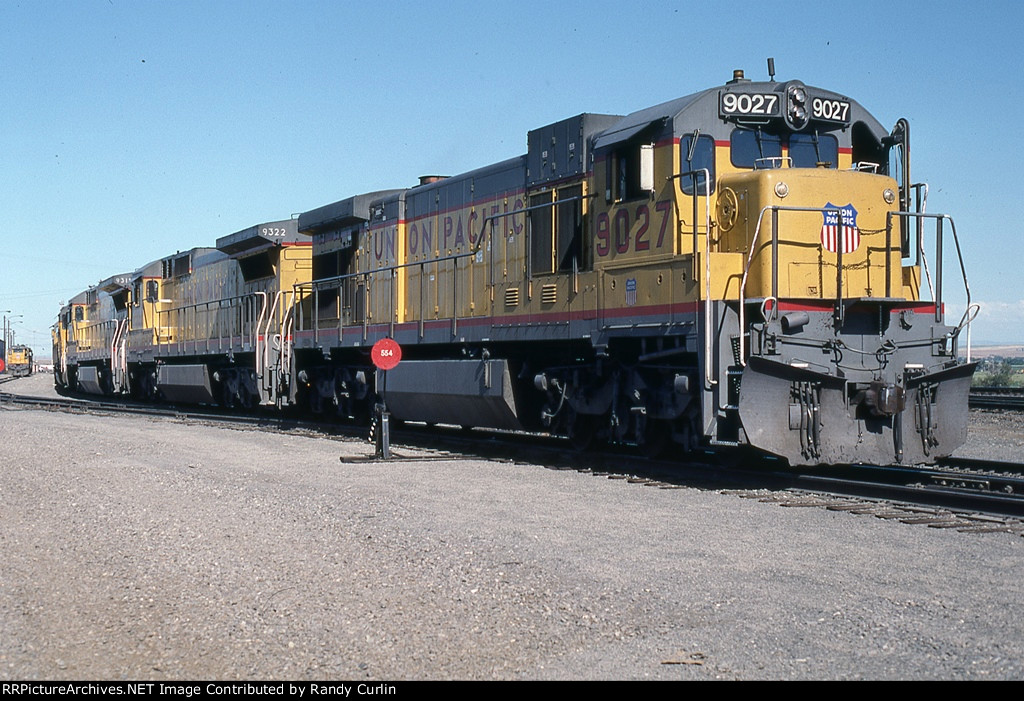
left=605, top=141, right=654, bottom=201
left=679, top=134, right=716, bottom=195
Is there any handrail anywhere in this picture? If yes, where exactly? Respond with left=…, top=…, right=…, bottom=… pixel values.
left=293, top=195, right=590, bottom=295
left=666, top=166, right=713, bottom=385
left=737, top=205, right=842, bottom=366
left=259, top=291, right=282, bottom=383
left=109, top=316, right=129, bottom=392
left=253, top=291, right=268, bottom=379
left=154, top=293, right=258, bottom=344
left=77, top=317, right=120, bottom=353
left=851, top=162, right=880, bottom=173
left=885, top=211, right=973, bottom=361
left=293, top=252, right=477, bottom=341
left=291, top=194, right=590, bottom=341
left=280, top=290, right=296, bottom=387
left=672, top=169, right=713, bottom=388
left=390, top=268, right=397, bottom=338
left=731, top=204, right=972, bottom=367
left=754, top=157, right=792, bottom=170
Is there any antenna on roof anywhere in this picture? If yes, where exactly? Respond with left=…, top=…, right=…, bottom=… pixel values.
left=767, top=57, right=776, bottom=82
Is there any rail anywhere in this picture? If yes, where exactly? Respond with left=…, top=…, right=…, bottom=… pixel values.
left=292, top=194, right=590, bottom=343
left=293, top=255, right=468, bottom=344
left=884, top=211, right=974, bottom=360
left=969, top=386, right=1024, bottom=410
left=676, top=169, right=714, bottom=389
left=154, top=293, right=265, bottom=355
left=736, top=205, right=974, bottom=365
left=75, top=317, right=120, bottom=353
left=737, top=206, right=841, bottom=366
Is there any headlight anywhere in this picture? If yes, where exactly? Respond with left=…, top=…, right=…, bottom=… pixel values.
left=785, top=81, right=809, bottom=131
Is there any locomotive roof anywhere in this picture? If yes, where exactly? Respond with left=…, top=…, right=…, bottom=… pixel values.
left=97, top=273, right=132, bottom=293
left=592, top=79, right=888, bottom=149
left=408, top=156, right=526, bottom=195
left=160, top=247, right=230, bottom=271
left=405, top=156, right=526, bottom=220
left=298, top=189, right=406, bottom=235
left=592, top=93, right=704, bottom=149
left=132, top=260, right=163, bottom=280
left=216, top=218, right=302, bottom=256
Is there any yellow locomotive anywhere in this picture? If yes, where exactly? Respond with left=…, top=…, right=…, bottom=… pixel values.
left=6, top=344, right=34, bottom=377
left=55, top=69, right=975, bottom=466
left=54, top=220, right=310, bottom=407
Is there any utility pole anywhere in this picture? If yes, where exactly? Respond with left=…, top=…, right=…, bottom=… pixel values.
left=0, top=311, right=9, bottom=371
left=2, top=312, right=23, bottom=369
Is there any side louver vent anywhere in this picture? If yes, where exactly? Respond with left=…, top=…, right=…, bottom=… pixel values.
left=541, top=284, right=558, bottom=305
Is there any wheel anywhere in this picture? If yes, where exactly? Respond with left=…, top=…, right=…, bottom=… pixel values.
left=219, top=382, right=236, bottom=409
left=567, top=411, right=600, bottom=452
left=640, top=418, right=671, bottom=459
left=238, top=384, right=255, bottom=410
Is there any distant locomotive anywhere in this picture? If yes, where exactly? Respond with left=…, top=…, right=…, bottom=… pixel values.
left=6, top=345, right=34, bottom=377
left=54, top=67, right=977, bottom=466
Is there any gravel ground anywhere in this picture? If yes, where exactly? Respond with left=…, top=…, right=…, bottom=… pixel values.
left=954, top=409, right=1024, bottom=462
left=1, top=373, right=1022, bottom=680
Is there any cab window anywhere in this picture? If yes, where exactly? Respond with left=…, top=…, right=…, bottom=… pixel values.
left=789, top=133, right=838, bottom=168
left=679, top=134, right=716, bottom=195
left=730, top=129, right=782, bottom=168
left=605, top=141, right=654, bottom=202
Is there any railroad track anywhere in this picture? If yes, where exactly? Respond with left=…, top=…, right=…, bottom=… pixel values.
left=969, top=386, right=1024, bottom=410
left=3, top=388, right=1023, bottom=537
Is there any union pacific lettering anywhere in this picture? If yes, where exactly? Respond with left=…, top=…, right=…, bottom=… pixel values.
left=442, top=214, right=469, bottom=250
left=408, top=219, right=433, bottom=257
left=370, top=223, right=399, bottom=266
left=407, top=195, right=525, bottom=259
left=373, top=227, right=397, bottom=262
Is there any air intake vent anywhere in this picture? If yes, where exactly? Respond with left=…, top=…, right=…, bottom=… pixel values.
left=541, top=284, right=558, bottom=305
left=505, top=287, right=520, bottom=307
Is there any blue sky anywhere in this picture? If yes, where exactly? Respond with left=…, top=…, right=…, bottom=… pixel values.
left=2, top=0, right=1022, bottom=356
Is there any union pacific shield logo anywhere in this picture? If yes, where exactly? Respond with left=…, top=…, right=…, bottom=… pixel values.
left=625, top=278, right=637, bottom=306
left=820, top=202, right=860, bottom=254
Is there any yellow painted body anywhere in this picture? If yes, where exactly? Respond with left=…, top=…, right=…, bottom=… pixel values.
left=7, top=346, right=32, bottom=368
left=335, top=141, right=917, bottom=329
left=144, top=245, right=311, bottom=350
left=717, top=168, right=904, bottom=301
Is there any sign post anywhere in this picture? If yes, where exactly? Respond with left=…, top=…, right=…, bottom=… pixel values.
left=370, top=338, right=402, bottom=459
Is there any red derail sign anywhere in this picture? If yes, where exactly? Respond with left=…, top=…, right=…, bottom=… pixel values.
left=371, top=337, right=402, bottom=371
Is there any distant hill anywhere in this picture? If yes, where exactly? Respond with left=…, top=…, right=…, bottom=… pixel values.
left=968, top=345, right=1024, bottom=358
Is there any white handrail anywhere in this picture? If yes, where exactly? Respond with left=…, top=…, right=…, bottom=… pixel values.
left=279, top=290, right=296, bottom=389
left=253, top=291, right=268, bottom=379
left=260, top=291, right=282, bottom=388
left=737, top=205, right=843, bottom=366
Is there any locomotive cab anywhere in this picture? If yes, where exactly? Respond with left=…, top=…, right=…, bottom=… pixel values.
left=699, top=78, right=976, bottom=465
left=544, top=71, right=977, bottom=465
